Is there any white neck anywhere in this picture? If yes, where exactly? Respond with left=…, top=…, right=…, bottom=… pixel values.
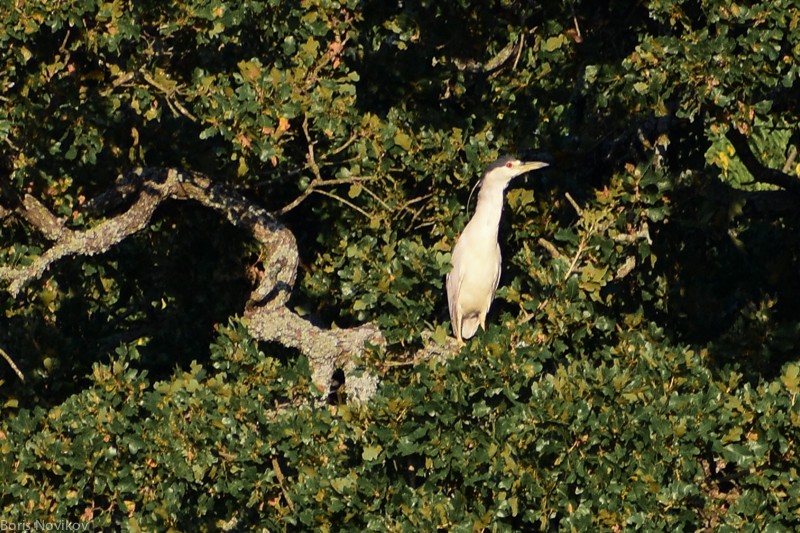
left=466, top=179, right=509, bottom=242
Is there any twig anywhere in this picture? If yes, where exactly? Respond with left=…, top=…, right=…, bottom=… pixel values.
left=564, top=235, right=587, bottom=281
left=562, top=193, right=589, bottom=280
left=0, top=345, right=24, bottom=382
left=538, top=238, right=562, bottom=260
left=565, top=192, right=583, bottom=216
left=302, top=117, right=322, bottom=178
left=400, top=193, right=434, bottom=232
left=277, top=176, right=375, bottom=216
left=359, top=183, right=392, bottom=212
left=277, top=118, right=324, bottom=215
left=412, top=219, right=437, bottom=231
left=329, top=131, right=360, bottom=157
left=271, top=457, right=295, bottom=511
left=277, top=186, right=315, bottom=216
left=512, top=33, right=525, bottom=70
left=142, top=71, right=197, bottom=121
left=314, top=177, right=375, bottom=188
left=572, top=15, right=583, bottom=43
left=383, top=360, right=416, bottom=368
left=782, top=145, right=798, bottom=175
left=277, top=117, right=378, bottom=216
left=519, top=295, right=553, bottom=325
left=395, top=193, right=432, bottom=219
left=305, top=31, right=351, bottom=89
left=313, top=189, right=371, bottom=219
left=100, top=71, right=135, bottom=96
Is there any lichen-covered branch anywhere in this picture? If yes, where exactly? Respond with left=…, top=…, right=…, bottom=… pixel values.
left=169, top=171, right=298, bottom=309
left=1, top=169, right=174, bottom=297
left=244, top=305, right=384, bottom=402
left=0, top=167, right=390, bottom=401
left=21, top=194, right=66, bottom=241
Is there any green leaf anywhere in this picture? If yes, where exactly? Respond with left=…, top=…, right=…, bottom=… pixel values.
left=362, top=444, right=383, bottom=461
left=542, top=34, right=567, bottom=52
left=781, top=364, right=800, bottom=395
left=348, top=183, right=362, bottom=198
left=394, top=131, right=413, bottom=152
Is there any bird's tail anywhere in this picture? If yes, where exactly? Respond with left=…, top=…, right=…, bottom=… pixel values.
left=460, top=317, right=481, bottom=339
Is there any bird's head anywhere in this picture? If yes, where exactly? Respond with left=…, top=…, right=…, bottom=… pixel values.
left=480, top=156, right=549, bottom=190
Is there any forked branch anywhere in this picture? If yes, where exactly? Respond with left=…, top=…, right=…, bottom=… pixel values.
left=0, top=167, right=383, bottom=402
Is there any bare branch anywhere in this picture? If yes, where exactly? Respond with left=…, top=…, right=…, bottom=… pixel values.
left=170, top=171, right=298, bottom=309
left=614, top=255, right=636, bottom=280
left=271, top=457, right=295, bottom=511
left=564, top=235, right=587, bottom=281
left=142, top=71, right=197, bottom=121
left=328, top=131, right=360, bottom=157
left=512, top=33, right=525, bottom=70
left=277, top=176, right=376, bottom=216
left=612, top=221, right=652, bottom=245
left=452, top=38, right=520, bottom=73
left=358, top=182, right=392, bottom=212
left=84, top=169, right=148, bottom=213
left=278, top=117, right=378, bottom=217
left=561, top=193, right=590, bottom=280
left=277, top=185, right=315, bottom=216
left=0, top=345, right=24, bottom=382
left=538, top=237, right=563, bottom=260
left=782, top=145, right=797, bottom=175
left=313, top=189, right=372, bottom=219
left=565, top=192, right=583, bottom=216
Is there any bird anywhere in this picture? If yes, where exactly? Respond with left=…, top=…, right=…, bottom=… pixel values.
left=447, top=156, right=549, bottom=343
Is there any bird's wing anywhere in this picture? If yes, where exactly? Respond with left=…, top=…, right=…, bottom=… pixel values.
left=446, top=250, right=463, bottom=326
left=487, top=244, right=502, bottom=309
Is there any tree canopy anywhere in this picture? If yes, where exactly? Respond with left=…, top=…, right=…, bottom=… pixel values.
left=2, top=0, right=800, bottom=530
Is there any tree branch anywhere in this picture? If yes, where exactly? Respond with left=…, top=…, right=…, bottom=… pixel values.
left=726, top=128, right=800, bottom=195
left=244, top=306, right=384, bottom=402
left=169, top=171, right=298, bottom=309
left=1, top=168, right=174, bottom=297
left=1, top=167, right=388, bottom=402
left=21, top=194, right=66, bottom=241
left=0, top=345, right=24, bottom=382
left=452, top=37, right=521, bottom=73
left=277, top=116, right=377, bottom=217
left=1, top=167, right=477, bottom=403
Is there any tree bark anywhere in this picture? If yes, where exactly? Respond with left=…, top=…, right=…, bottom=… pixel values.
left=1, top=167, right=386, bottom=402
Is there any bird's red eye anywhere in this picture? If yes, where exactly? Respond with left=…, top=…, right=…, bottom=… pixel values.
left=505, top=162, right=513, bottom=168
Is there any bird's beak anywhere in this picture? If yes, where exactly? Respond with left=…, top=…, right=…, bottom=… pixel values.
left=518, top=161, right=549, bottom=174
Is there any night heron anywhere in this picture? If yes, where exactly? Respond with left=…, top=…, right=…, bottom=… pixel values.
left=447, top=156, right=549, bottom=343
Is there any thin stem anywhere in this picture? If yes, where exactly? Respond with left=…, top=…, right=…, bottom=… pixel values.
left=0, top=345, right=24, bottom=382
